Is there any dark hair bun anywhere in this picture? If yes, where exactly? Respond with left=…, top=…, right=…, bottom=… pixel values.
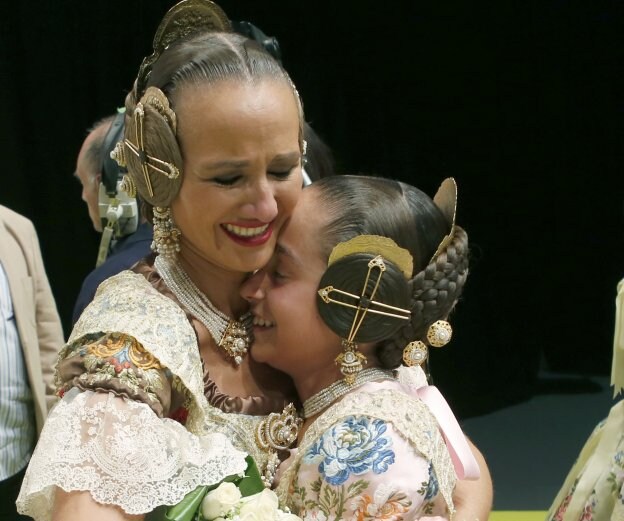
left=317, top=253, right=410, bottom=343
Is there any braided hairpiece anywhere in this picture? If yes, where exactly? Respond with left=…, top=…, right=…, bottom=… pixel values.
left=378, top=178, right=470, bottom=369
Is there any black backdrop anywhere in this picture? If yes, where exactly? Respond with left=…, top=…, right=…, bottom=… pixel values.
left=1, top=1, right=622, bottom=418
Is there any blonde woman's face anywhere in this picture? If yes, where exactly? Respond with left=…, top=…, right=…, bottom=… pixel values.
left=171, top=79, right=303, bottom=274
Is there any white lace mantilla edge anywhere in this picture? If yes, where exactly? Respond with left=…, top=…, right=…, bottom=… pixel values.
left=277, top=388, right=456, bottom=514
left=16, top=389, right=248, bottom=520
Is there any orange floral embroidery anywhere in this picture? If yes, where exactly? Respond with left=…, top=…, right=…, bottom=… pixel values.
left=352, top=490, right=411, bottom=520
left=87, top=334, right=162, bottom=370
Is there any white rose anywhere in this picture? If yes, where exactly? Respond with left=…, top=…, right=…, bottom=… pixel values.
left=201, top=482, right=242, bottom=520
left=239, top=489, right=280, bottom=520
left=238, top=512, right=261, bottom=521
left=276, top=513, right=302, bottom=521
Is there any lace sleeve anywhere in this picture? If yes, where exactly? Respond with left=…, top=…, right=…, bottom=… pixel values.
left=16, top=388, right=248, bottom=521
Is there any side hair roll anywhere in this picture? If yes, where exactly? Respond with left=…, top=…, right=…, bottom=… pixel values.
left=377, top=226, right=469, bottom=368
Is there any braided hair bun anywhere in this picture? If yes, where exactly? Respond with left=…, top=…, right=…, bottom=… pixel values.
left=317, top=252, right=411, bottom=343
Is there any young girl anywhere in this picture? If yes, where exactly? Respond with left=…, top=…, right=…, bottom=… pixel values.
left=242, top=175, right=488, bottom=519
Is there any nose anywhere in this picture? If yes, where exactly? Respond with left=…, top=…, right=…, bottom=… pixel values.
left=241, top=269, right=269, bottom=303
left=242, top=179, right=278, bottom=222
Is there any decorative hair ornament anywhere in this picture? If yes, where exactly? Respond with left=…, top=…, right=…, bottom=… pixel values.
left=402, top=340, right=428, bottom=367
left=430, top=177, right=458, bottom=262
left=401, top=320, right=453, bottom=368
left=328, top=235, right=414, bottom=279
left=121, top=90, right=181, bottom=198
left=427, top=320, right=453, bottom=347
left=136, top=0, right=231, bottom=97
left=319, top=254, right=411, bottom=384
left=119, top=174, right=137, bottom=198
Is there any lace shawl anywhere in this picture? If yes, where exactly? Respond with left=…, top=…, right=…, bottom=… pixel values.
left=16, top=271, right=270, bottom=519
left=276, top=388, right=457, bottom=514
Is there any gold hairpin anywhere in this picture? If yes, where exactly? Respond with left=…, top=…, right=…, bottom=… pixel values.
left=318, top=255, right=411, bottom=343
left=328, top=235, right=413, bottom=279
left=122, top=98, right=181, bottom=198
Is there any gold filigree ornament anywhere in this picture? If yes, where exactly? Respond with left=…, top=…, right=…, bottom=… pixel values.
left=119, top=175, right=137, bottom=198
left=335, top=339, right=368, bottom=384
left=136, top=0, right=231, bottom=96
left=402, top=340, right=429, bottom=367
left=255, top=403, right=302, bottom=452
left=141, top=86, right=177, bottom=133
left=255, top=403, right=303, bottom=486
left=110, top=141, right=127, bottom=168
left=430, top=178, right=458, bottom=262
left=427, top=320, right=453, bottom=348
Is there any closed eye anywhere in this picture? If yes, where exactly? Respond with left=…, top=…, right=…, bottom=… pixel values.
left=211, top=175, right=243, bottom=186
left=268, top=166, right=296, bottom=180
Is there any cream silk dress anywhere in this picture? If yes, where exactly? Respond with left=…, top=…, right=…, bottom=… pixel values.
left=547, top=279, right=624, bottom=521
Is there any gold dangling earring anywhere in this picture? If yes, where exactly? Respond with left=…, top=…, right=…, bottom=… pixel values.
left=335, top=339, right=367, bottom=385
left=427, top=320, right=453, bottom=347
left=152, top=206, right=181, bottom=258
left=402, top=340, right=429, bottom=367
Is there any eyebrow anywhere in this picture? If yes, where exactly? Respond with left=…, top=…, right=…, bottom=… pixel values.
left=269, top=152, right=301, bottom=164
left=276, top=243, right=303, bottom=267
left=201, top=152, right=301, bottom=172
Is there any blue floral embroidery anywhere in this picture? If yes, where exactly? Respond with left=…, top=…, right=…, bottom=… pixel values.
left=303, top=416, right=395, bottom=486
left=424, top=463, right=439, bottom=500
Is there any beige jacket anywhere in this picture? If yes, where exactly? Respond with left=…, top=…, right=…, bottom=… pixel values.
left=0, top=205, right=64, bottom=435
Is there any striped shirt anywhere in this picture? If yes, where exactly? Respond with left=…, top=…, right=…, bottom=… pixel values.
left=0, top=261, right=35, bottom=480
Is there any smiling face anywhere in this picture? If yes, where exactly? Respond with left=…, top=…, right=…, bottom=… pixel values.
left=170, top=79, right=303, bottom=274
left=241, top=187, right=343, bottom=383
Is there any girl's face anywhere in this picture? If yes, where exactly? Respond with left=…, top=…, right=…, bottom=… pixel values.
left=240, top=188, right=343, bottom=380
left=171, top=79, right=303, bottom=274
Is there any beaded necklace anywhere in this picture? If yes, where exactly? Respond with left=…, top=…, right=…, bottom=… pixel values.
left=302, top=367, right=395, bottom=419
left=154, top=255, right=251, bottom=365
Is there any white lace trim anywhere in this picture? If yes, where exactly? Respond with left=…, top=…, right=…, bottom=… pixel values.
left=16, top=389, right=247, bottom=520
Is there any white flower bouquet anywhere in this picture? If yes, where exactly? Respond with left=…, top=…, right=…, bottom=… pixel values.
left=200, top=483, right=300, bottom=521
left=161, top=456, right=300, bottom=521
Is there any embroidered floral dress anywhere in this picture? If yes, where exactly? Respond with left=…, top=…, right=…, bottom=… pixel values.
left=547, top=401, right=624, bottom=521
left=547, top=279, right=624, bottom=521
left=16, top=259, right=294, bottom=520
left=276, top=371, right=479, bottom=521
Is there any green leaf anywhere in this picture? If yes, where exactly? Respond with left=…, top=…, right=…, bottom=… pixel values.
left=346, top=480, right=368, bottom=498
left=163, top=485, right=208, bottom=521
left=237, top=456, right=265, bottom=497
left=161, top=456, right=264, bottom=521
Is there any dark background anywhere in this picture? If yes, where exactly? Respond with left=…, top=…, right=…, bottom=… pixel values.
left=0, top=1, right=622, bottom=418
